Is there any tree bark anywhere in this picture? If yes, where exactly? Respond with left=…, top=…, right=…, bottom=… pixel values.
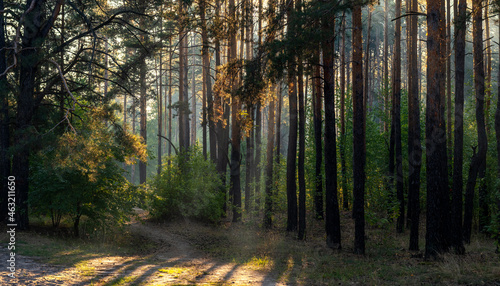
left=425, top=0, right=451, bottom=258
left=392, top=0, right=404, bottom=234
left=139, top=46, right=147, bottom=184
left=264, top=90, right=275, bottom=229
left=340, top=11, right=348, bottom=211
left=229, top=0, right=241, bottom=222
left=313, top=48, right=323, bottom=218
left=0, top=0, right=10, bottom=221
left=323, top=10, right=340, bottom=249
left=286, top=0, right=298, bottom=232
left=352, top=2, right=365, bottom=255
left=407, top=0, right=421, bottom=251
left=464, top=0, right=488, bottom=242
left=451, top=0, right=466, bottom=254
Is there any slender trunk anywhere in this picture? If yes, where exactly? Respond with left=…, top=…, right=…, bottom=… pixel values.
left=407, top=0, right=421, bottom=251
left=168, top=39, right=173, bottom=158
left=229, top=0, right=241, bottom=222
left=245, top=106, right=254, bottom=213
left=451, top=0, right=466, bottom=254
left=313, top=48, right=323, bottom=218
left=201, top=0, right=216, bottom=162
left=264, top=90, right=275, bottom=229
left=0, top=0, right=10, bottom=221
left=323, top=12, right=340, bottom=249
left=286, top=0, right=298, bottom=232
left=485, top=1, right=492, bottom=133
left=298, top=44, right=306, bottom=241
left=364, top=7, right=372, bottom=118
left=495, top=14, right=500, bottom=252
left=341, top=11, right=348, bottom=211
left=158, top=47, right=163, bottom=175
left=139, top=49, right=147, bottom=184
left=393, top=0, right=404, bottom=233
left=352, top=3, right=365, bottom=255
left=464, top=0, right=488, bottom=241
left=446, top=0, right=452, bottom=167
left=191, top=40, right=197, bottom=147
left=179, top=2, right=190, bottom=153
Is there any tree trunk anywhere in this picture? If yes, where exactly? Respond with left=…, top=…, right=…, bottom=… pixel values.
left=229, top=0, right=241, bottom=222
left=0, top=0, right=10, bottom=221
left=352, top=3, right=365, bottom=255
left=407, top=0, right=421, bottom=251
left=157, top=46, right=163, bottom=175
left=464, top=0, right=488, bottom=242
left=245, top=106, right=254, bottom=214
left=298, top=45, right=306, bottom=241
left=286, top=0, right=298, bottom=232
left=178, top=2, right=190, bottom=153
left=323, top=11, right=340, bottom=249
left=425, top=0, right=451, bottom=258
left=340, top=12, right=348, bottom=211
left=495, top=14, right=500, bottom=253
left=139, top=48, right=147, bottom=184
left=383, top=0, right=389, bottom=134
left=264, top=90, right=275, bottom=229
left=191, top=42, right=197, bottom=147
left=13, top=0, right=46, bottom=230
left=451, top=0, right=466, bottom=254
left=313, top=48, right=323, bottom=218
left=392, top=0, right=404, bottom=234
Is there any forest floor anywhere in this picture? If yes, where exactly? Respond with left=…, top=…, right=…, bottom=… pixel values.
left=0, top=209, right=499, bottom=285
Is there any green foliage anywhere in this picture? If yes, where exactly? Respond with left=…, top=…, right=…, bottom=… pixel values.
left=30, top=107, right=147, bottom=235
left=149, top=146, right=225, bottom=223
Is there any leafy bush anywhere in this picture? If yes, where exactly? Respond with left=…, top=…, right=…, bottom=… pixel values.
left=149, top=147, right=225, bottom=223
left=30, top=107, right=147, bottom=236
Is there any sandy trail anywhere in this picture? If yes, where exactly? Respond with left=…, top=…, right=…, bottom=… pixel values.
left=0, top=209, right=281, bottom=285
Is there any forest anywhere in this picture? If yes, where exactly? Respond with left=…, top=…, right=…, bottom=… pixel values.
left=1, top=0, right=500, bottom=284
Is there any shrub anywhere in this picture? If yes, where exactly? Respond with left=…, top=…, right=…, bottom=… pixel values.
left=149, top=147, right=224, bottom=223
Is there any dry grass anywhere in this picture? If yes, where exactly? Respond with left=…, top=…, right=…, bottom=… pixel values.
left=166, top=211, right=500, bottom=285
left=1, top=212, right=499, bottom=285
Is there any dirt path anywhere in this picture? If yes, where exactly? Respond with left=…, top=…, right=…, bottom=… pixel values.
left=0, top=210, right=282, bottom=285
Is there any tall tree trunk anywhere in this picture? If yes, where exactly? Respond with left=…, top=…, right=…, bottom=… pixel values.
left=363, top=7, right=372, bottom=118
left=245, top=106, right=254, bottom=213
left=446, top=0, right=452, bottom=168
left=352, top=2, right=365, bottom=255
left=313, top=47, right=323, bottom=218
left=0, top=0, right=10, bottom=221
left=191, top=42, right=197, bottom=147
left=139, top=49, right=147, bottom=184
left=407, top=0, right=421, bottom=251
left=451, top=0, right=466, bottom=254
left=157, top=45, right=163, bottom=175
left=425, top=0, right=451, bottom=258
left=14, top=0, right=46, bottom=230
left=495, top=14, right=500, bottom=252
left=179, top=2, right=190, bottom=153
left=229, top=0, right=241, bottom=222
left=393, top=0, right=404, bottom=233
left=323, top=11, right=340, bottom=249
left=286, top=0, right=298, bottom=232
left=485, top=1, right=492, bottom=133
left=168, top=39, right=173, bottom=158
left=340, top=12, right=348, bottom=211
left=264, top=90, right=275, bottom=229
left=200, top=0, right=216, bottom=163
left=464, top=0, right=488, bottom=242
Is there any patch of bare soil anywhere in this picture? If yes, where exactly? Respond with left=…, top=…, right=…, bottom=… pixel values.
left=0, top=209, right=282, bottom=285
